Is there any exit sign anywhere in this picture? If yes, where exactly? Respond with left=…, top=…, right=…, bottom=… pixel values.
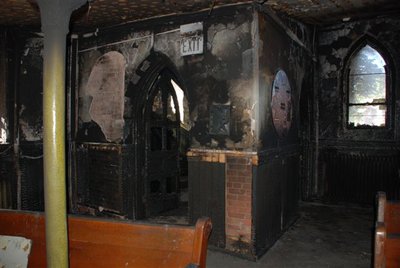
left=180, top=22, right=203, bottom=56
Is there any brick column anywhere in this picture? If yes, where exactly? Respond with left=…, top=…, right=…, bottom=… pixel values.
left=225, top=156, right=253, bottom=254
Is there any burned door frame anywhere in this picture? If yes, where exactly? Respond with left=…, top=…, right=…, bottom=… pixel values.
left=130, top=52, right=188, bottom=219
left=144, top=70, right=181, bottom=217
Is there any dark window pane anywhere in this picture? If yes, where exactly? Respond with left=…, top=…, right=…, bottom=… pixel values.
left=150, top=127, right=163, bottom=151
left=166, top=128, right=177, bottom=150
left=151, top=90, right=163, bottom=120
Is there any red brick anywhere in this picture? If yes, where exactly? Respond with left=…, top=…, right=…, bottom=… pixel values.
left=227, top=176, right=245, bottom=183
left=226, top=170, right=238, bottom=176
left=237, top=195, right=249, bottom=201
left=227, top=224, right=240, bottom=230
left=228, top=188, right=245, bottom=195
left=227, top=211, right=245, bottom=219
left=228, top=164, right=250, bottom=171
left=242, top=219, right=252, bottom=226
left=226, top=230, right=240, bottom=237
left=235, top=206, right=251, bottom=214
left=227, top=207, right=243, bottom=214
left=226, top=157, right=247, bottom=164
left=232, top=182, right=242, bottom=189
left=237, top=170, right=251, bottom=176
left=227, top=194, right=238, bottom=200
left=228, top=200, right=243, bottom=207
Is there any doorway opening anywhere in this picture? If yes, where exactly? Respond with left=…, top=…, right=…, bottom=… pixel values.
left=135, top=56, right=190, bottom=225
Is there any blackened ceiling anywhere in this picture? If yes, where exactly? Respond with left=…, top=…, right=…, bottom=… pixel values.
left=0, top=0, right=400, bottom=29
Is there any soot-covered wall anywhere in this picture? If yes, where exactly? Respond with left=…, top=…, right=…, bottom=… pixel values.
left=253, top=10, right=314, bottom=256
left=0, top=29, right=45, bottom=211
left=317, top=16, right=400, bottom=204
left=0, top=3, right=311, bottom=259
left=72, top=4, right=258, bottom=251
left=75, top=5, right=256, bottom=149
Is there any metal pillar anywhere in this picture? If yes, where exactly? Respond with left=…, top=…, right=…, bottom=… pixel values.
left=35, top=0, right=86, bottom=267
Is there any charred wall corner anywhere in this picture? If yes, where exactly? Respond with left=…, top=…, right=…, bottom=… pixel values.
left=316, top=16, right=400, bottom=203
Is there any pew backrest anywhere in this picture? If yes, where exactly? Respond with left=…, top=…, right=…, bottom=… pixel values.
left=377, top=191, right=400, bottom=234
left=375, top=192, right=400, bottom=268
left=0, top=210, right=212, bottom=268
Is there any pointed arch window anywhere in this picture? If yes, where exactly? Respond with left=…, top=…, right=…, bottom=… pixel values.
left=347, top=44, right=388, bottom=128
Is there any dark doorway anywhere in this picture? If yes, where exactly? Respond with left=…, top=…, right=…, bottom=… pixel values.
left=145, top=71, right=184, bottom=219
left=133, top=55, right=190, bottom=224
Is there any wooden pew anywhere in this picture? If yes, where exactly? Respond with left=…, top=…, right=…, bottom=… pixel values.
left=0, top=210, right=212, bottom=268
left=374, top=192, right=400, bottom=268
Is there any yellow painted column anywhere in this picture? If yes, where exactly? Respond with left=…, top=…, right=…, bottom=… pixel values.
left=36, top=0, right=86, bottom=267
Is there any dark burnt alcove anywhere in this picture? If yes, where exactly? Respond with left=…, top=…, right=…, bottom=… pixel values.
left=131, top=52, right=190, bottom=224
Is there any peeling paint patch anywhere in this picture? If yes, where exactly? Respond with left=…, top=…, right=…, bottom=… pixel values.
left=0, top=117, right=8, bottom=144
left=119, top=37, right=152, bottom=77
left=319, top=55, right=337, bottom=78
left=154, top=30, right=184, bottom=67
left=19, top=104, right=42, bottom=141
left=86, top=51, right=126, bottom=142
left=332, top=47, right=348, bottom=59
left=209, top=22, right=251, bottom=61
left=319, top=28, right=351, bottom=45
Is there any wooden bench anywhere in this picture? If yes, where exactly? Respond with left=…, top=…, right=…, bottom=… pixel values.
left=374, top=192, right=400, bottom=268
left=0, top=210, right=212, bottom=268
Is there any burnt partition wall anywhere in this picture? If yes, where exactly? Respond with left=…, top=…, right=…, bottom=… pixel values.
left=317, top=16, right=400, bottom=204
left=0, top=28, right=45, bottom=211
left=71, top=3, right=257, bottom=243
left=253, top=9, right=313, bottom=256
left=70, top=3, right=313, bottom=259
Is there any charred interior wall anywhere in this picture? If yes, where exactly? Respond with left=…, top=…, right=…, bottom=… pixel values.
left=18, top=34, right=44, bottom=211
left=0, top=28, right=44, bottom=211
left=0, top=28, right=14, bottom=209
left=317, top=16, right=400, bottom=204
left=254, top=10, right=314, bottom=256
left=72, top=4, right=257, bottom=253
left=0, top=4, right=313, bottom=259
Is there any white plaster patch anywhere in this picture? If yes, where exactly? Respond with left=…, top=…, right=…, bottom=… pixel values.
left=79, top=50, right=103, bottom=123
left=86, top=51, right=126, bottom=142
